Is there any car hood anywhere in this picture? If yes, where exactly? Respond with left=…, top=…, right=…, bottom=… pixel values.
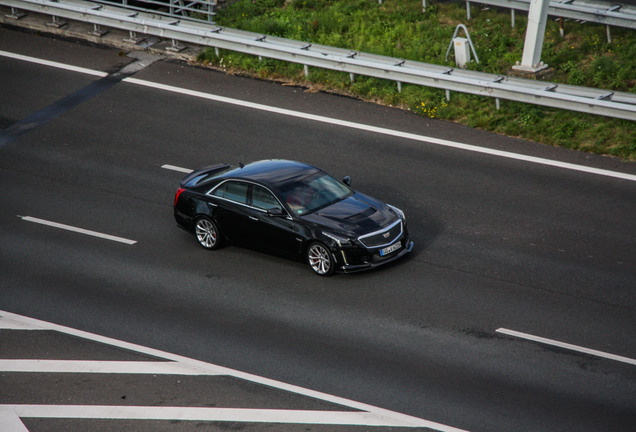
left=300, top=192, right=398, bottom=236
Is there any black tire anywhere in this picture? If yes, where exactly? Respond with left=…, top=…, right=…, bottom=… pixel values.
left=307, top=242, right=335, bottom=276
left=194, top=216, right=222, bottom=250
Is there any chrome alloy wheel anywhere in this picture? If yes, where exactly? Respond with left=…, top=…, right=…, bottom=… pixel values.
left=307, top=242, right=334, bottom=276
left=195, top=217, right=219, bottom=249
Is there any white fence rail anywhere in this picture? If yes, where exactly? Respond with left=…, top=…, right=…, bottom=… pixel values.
left=2, top=0, right=635, bottom=121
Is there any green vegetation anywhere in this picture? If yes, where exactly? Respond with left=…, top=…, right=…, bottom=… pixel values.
left=198, top=0, right=636, bottom=160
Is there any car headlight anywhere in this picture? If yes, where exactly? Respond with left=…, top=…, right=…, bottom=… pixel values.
left=323, top=232, right=353, bottom=247
left=387, top=204, right=406, bottom=221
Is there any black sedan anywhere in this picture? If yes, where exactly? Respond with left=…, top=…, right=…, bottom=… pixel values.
left=173, top=160, right=413, bottom=276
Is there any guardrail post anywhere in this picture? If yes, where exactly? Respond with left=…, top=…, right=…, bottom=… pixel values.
left=89, top=23, right=108, bottom=37
left=46, top=15, right=66, bottom=28
left=6, top=7, right=26, bottom=19
left=605, top=4, right=623, bottom=42
left=511, top=9, right=515, bottom=28
left=466, top=1, right=471, bottom=20
left=124, top=31, right=144, bottom=44
left=207, top=0, right=215, bottom=23
left=304, top=64, right=309, bottom=77
left=166, top=39, right=186, bottom=52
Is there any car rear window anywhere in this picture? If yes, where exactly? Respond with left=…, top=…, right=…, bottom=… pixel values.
left=212, top=181, right=248, bottom=204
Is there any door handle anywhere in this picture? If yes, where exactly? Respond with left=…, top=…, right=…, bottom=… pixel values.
left=248, top=216, right=259, bottom=221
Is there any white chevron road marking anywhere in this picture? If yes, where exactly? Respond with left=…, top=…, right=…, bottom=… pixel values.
left=0, top=311, right=470, bottom=431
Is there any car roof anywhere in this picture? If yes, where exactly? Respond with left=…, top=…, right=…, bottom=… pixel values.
left=219, top=160, right=321, bottom=190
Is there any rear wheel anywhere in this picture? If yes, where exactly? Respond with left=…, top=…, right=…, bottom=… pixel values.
left=307, top=242, right=335, bottom=276
left=195, top=217, right=221, bottom=250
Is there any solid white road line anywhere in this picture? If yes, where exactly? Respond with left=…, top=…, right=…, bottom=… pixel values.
left=1, top=405, right=464, bottom=428
left=497, top=328, right=636, bottom=366
left=125, top=77, right=636, bottom=183
left=0, top=311, right=468, bottom=431
left=0, top=360, right=218, bottom=375
left=0, top=50, right=107, bottom=78
left=19, top=216, right=137, bottom=245
left=2, top=50, right=634, bottom=183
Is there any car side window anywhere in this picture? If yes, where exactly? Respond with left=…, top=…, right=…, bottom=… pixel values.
left=252, top=185, right=283, bottom=212
left=212, top=181, right=248, bottom=204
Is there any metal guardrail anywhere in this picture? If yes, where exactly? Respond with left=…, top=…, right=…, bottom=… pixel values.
left=2, top=0, right=635, bottom=121
left=465, top=0, right=636, bottom=36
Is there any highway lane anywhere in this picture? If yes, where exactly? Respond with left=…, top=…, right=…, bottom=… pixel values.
left=1, top=28, right=635, bottom=431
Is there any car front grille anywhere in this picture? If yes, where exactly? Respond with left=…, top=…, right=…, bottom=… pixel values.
left=358, top=220, right=403, bottom=249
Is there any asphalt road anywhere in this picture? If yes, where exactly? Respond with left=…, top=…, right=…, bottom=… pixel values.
left=1, top=26, right=635, bottom=432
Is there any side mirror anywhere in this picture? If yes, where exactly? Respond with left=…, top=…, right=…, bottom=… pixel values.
left=267, top=208, right=285, bottom=217
left=343, top=176, right=351, bottom=186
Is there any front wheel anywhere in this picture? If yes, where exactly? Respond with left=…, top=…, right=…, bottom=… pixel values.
left=307, top=242, right=335, bottom=276
left=195, top=217, right=222, bottom=250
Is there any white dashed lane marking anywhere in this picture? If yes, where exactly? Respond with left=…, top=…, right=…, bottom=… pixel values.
left=497, top=328, right=636, bottom=366
left=162, top=164, right=193, bottom=174
left=18, top=216, right=137, bottom=245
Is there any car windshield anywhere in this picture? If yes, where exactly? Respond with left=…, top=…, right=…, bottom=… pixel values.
left=279, top=172, right=352, bottom=215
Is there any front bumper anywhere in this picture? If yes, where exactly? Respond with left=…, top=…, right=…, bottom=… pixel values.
left=334, top=239, right=414, bottom=273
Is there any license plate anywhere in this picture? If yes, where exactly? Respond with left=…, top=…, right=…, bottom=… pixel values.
left=380, top=241, right=401, bottom=256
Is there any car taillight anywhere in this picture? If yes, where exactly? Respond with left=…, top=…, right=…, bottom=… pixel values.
left=174, top=188, right=185, bottom=206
